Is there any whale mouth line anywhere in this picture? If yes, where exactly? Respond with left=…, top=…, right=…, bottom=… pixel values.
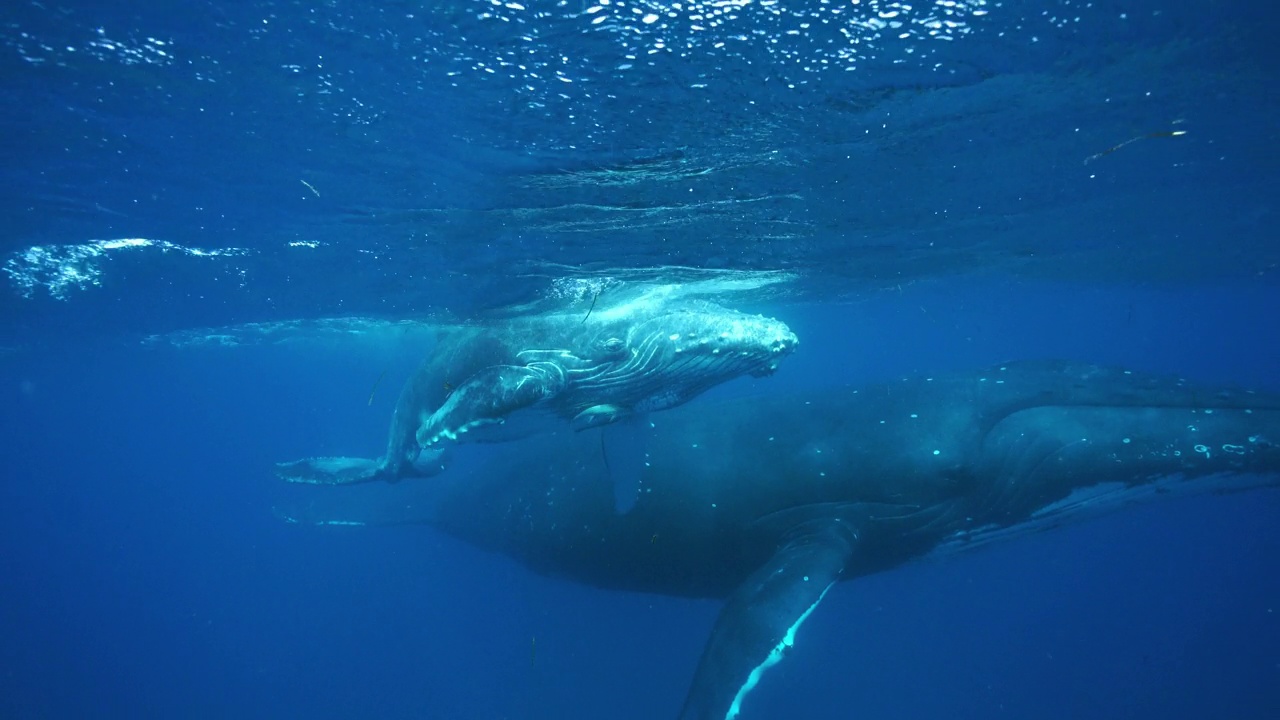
left=933, top=468, right=1278, bottom=562
left=574, top=324, right=783, bottom=389
left=571, top=347, right=760, bottom=410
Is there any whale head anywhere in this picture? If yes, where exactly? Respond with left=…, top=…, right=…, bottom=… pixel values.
left=566, top=304, right=797, bottom=427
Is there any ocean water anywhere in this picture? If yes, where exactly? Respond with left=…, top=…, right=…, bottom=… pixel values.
left=1, top=1, right=1278, bottom=719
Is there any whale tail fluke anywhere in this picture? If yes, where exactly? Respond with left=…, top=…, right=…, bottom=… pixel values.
left=275, top=456, right=387, bottom=485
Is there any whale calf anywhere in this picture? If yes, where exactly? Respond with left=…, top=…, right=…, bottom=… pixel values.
left=279, top=360, right=1280, bottom=719
left=276, top=289, right=795, bottom=491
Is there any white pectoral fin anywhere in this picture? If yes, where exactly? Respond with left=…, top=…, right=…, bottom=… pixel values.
left=418, top=365, right=564, bottom=448
left=679, top=521, right=855, bottom=720
left=272, top=471, right=441, bottom=528
left=572, top=403, right=631, bottom=430
left=274, top=456, right=385, bottom=485
left=599, top=417, right=650, bottom=514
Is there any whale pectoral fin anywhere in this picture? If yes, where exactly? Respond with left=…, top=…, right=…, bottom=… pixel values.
left=275, top=456, right=386, bottom=485
left=572, top=403, right=630, bottom=430
left=417, top=364, right=566, bottom=449
left=599, top=418, right=650, bottom=514
left=273, top=472, right=441, bottom=527
left=679, top=521, right=855, bottom=720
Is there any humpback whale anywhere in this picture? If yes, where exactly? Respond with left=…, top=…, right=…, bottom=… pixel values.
left=278, top=361, right=1280, bottom=719
left=276, top=290, right=795, bottom=488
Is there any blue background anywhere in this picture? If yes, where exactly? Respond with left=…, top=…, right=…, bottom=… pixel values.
left=3, top=279, right=1278, bottom=719
left=2, top=0, right=1279, bottom=717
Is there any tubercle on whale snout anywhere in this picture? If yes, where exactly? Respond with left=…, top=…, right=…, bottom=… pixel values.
left=664, top=313, right=797, bottom=362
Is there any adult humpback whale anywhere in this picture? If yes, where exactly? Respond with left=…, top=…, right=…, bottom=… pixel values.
left=279, top=361, right=1280, bottom=719
left=276, top=290, right=795, bottom=487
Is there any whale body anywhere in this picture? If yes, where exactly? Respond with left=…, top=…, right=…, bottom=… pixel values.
left=280, top=361, right=1280, bottom=719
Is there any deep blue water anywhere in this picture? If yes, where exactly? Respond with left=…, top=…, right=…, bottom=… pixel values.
left=2, top=1, right=1279, bottom=719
